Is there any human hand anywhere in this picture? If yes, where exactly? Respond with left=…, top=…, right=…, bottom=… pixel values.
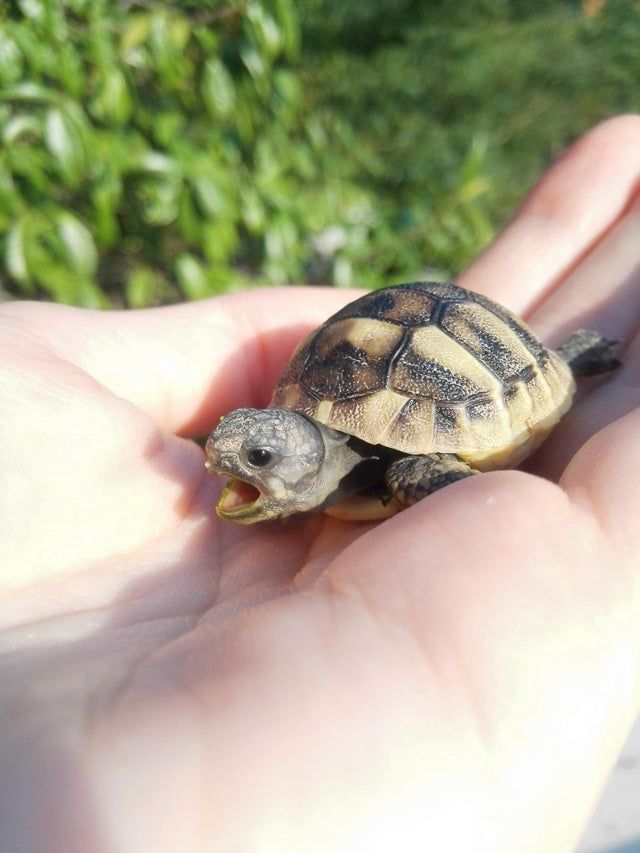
left=1, top=116, right=639, bottom=852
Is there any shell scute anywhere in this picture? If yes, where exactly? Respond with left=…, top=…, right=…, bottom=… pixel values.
left=330, top=284, right=438, bottom=327
left=385, top=398, right=435, bottom=453
left=439, top=301, right=538, bottom=383
left=300, top=318, right=404, bottom=400
left=327, top=389, right=410, bottom=443
left=392, top=325, right=503, bottom=403
left=271, top=282, right=575, bottom=463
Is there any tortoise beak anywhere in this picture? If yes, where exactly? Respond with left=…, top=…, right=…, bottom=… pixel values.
left=205, top=447, right=268, bottom=523
left=205, top=436, right=275, bottom=524
left=215, top=478, right=266, bottom=523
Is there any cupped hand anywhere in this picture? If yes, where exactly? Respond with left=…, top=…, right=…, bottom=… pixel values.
left=1, top=116, right=640, bottom=853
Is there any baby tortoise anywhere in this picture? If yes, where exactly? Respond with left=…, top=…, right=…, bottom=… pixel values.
left=206, top=282, right=618, bottom=523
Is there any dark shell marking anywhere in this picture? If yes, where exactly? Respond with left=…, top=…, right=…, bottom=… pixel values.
left=271, top=282, right=574, bottom=466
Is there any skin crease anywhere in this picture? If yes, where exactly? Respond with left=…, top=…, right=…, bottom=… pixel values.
left=1, top=116, right=640, bottom=852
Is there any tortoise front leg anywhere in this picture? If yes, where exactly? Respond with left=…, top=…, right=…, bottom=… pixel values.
left=385, top=453, right=479, bottom=507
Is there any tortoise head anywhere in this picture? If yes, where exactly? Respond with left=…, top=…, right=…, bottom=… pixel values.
left=205, top=408, right=364, bottom=523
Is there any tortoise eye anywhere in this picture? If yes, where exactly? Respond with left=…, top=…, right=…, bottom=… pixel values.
left=247, top=448, right=274, bottom=468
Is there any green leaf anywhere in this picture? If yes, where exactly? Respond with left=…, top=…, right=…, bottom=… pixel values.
left=138, top=177, right=181, bottom=225
left=0, top=166, right=20, bottom=227
left=148, top=12, right=173, bottom=66
left=201, top=219, right=238, bottom=264
left=92, top=174, right=122, bottom=246
left=56, top=43, right=84, bottom=98
left=201, top=59, right=235, bottom=120
left=191, top=174, right=235, bottom=219
left=150, top=111, right=185, bottom=148
left=460, top=134, right=490, bottom=186
left=120, top=13, right=152, bottom=55
left=91, top=68, right=132, bottom=125
left=73, top=279, right=110, bottom=309
left=31, top=260, right=77, bottom=303
left=240, top=186, right=265, bottom=234
left=1, top=114, right=42, bottom=144
left=0, top=81, right=58, bottom=104
left=241, top=45, right=269, bottom=84
left=176, top=184, right=201, bottom=242
left=175, top=253, right=209, bottom=300
left=5, top=219, right=30, bottom=284
left=136, top=150, right=180, bottom=176
left=5, top=146, right=49, bottom=193
left=274, top=0, right=300, bottom=58
left=274, top=69, right=302, bottom=109
left=0, top=33, right=24, bottom=85
left=44, top=108, right=85, bottom=185
left=246, top=3, right=282, bottom=59
left=18, top=0, right=45, bottom=24
left=126, top=266, right=161, bottom=308
left=148, top=11, right=190, bottom=87
left=56, top=212, right=98, bottom=276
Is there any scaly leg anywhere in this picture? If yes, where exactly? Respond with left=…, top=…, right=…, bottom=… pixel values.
left=385, top=453, right=479, bottom=507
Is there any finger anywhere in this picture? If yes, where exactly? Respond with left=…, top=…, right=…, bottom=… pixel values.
left=529, top=323, right=640, bottom=477
left=527, top=190, right=640, bottom=347
left=1, top=288, right=360, bottom=436
left=460, top=115, right=640, bottom=315
left=523, top=184, right=640, bottom=480
left=560, top=407, right=640, bottom=554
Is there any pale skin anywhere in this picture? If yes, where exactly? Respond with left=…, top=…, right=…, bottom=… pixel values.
left=1, top=116, right=640, bottom=852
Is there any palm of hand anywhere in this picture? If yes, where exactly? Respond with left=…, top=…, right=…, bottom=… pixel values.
left=1, top=118, right=640, bottom=853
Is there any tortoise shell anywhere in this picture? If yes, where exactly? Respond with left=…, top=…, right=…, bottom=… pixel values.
left=271, top=282, right=575, bottom=470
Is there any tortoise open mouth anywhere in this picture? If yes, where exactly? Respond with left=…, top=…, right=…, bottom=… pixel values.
left=216, top=478, right=263, bottom=520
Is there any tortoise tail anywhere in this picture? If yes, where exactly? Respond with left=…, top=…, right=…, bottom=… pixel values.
left=556, top=330, right=621, bottom=378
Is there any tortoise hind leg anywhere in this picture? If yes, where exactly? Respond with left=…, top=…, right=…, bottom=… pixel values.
left=385, top=453, right=479, bottom=507
left=556, top=330, right=620, bottom=378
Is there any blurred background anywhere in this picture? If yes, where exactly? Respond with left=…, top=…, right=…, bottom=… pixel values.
left=1, top=0, right=639, bottom=307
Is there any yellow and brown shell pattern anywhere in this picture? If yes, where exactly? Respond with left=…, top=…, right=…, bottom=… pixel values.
left=271, top=282, right=575, bottom=471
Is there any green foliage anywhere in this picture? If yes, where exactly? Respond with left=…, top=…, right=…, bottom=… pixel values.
left=300, top=0, right=640, bottom=283
left=0, top=0, right=330, bottom=305
left=1, top=0, right=639, bottom=305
